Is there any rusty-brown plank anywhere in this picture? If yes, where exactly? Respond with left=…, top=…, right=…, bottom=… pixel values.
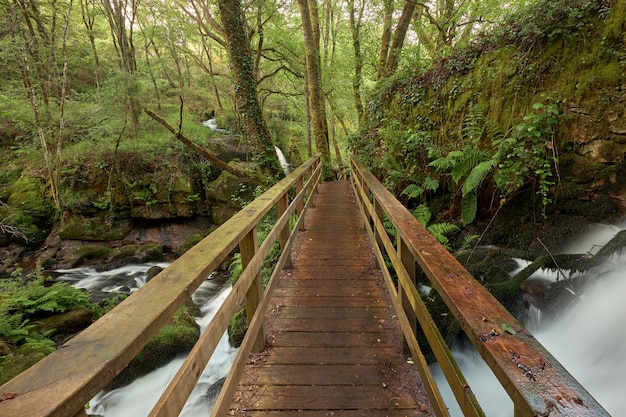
left=229, top=182, right=434, bottom=417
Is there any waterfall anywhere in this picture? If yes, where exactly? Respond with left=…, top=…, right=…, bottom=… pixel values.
left=274, top=145, right=292, bottom=174
left=201, top=117, right=232, bottom=135
left=431, top=221, right=626, bottom=416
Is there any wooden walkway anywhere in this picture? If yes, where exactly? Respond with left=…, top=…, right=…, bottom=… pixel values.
left=229, top=181, right=434, bottom=416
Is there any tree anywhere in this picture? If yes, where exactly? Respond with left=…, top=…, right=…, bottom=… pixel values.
left=100, top=0, right=141, bottom=132
left=296, top=0, right=331, bottom=171
left=347, top=0, right=365, bottom=124
left=217, top=0, right=283, bottom=176
left=3, top=0, right=74, bottom=209
left=378, top=0, right=416, bottom=79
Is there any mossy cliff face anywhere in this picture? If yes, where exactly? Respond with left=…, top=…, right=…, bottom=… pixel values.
left=353, top=0, right=626, bottom=234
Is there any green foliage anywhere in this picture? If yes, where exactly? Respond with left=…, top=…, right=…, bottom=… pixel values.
left=493, top=101, right=560, bottom=215
left=410, top=204, right=460, bottom=251
left=0, top=269, right=96, bottom=348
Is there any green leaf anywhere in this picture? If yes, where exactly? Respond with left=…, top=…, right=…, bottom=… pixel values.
left=401, top=183, right=424, bottom=199
left=422, top=177, right=439, bottom=191
left=461, top=192, right=478, bottom=226
left=502, top=323, right=516, bottom=335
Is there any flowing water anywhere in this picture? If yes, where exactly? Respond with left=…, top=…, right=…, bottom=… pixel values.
left=55, top=221, right=626, bottom=416
left=274, top=145, right=292, bottom=174
left=432, top=221, right=626, bottom=416
left=55, top=264, right=237, bottom=417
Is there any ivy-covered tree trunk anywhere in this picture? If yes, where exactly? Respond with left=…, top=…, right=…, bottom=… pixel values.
left=217, top=0, right=282, bottom=176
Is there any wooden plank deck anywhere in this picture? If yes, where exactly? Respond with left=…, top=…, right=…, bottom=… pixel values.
left=229, top=181, right=434, bottom=417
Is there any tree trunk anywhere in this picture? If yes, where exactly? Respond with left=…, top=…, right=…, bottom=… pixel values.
left=348, top=0, right=365, bottom=124
left=296, top=0, right=330, bottom=171
left=100, top=0, right=141, bottom=132
left=80, top=0, right=102, bottom=100
left=217, top=0, right=282, bottom=176
left=202, top=37, right=224, bottom=110
left=383, top=1, right=416, bottom=78
left=377, top=0, right=394, bottom=80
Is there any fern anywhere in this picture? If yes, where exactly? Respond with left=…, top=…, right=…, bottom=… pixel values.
left=422, top=177, right=439, bottom=191
left=401, top=183, right=424, bottom=199
left=462, top=158, right=498, bottom=196
left=462, top=104, right=486, bottom=144
left=461, top=192, right=478, bottom=226
left=427, top=223, right=460, bottom=251
left=383, top=216, right=397, bottom=238
left=411, top=204, right=432, bottom=226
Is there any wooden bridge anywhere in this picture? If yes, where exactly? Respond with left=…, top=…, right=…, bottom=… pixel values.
left=0, top=155, right=610, bottom=417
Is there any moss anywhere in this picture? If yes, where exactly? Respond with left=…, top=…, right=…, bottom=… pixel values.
left=176, top=233, right=206, bottom=256
left=596, top=60, right=622, bottom=86
left=72, top=245, right=115, bottom=266
left=59, top=213, right=131, bottom=241
left=110, top=244, right=139, bottom=261
left=3, top=175, right=55, bottom=244
left=228, top=307, right=247, bottom=348
left=137, top=243, right=163, bottom=261
left=0, top=342, right=55, bottom=385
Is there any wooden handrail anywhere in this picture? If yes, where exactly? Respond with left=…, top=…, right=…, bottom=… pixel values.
left=350, top=156, right=609, bottom=417
left=0, top=154, right=321, bottom=417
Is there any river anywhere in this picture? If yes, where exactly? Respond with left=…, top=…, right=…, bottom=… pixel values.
left=56, top=221, right=625, bottom=416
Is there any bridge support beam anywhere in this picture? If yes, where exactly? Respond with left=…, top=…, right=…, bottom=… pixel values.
left=240, top=228, right=266, bottom=352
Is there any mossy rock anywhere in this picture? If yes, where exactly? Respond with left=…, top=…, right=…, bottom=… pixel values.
left=176, top=232, right=211, bottom=256
left=211, top=203, right=240, bottom=225
left=137, top=243, right=163, bottom=261
left=72, top=245, right=115, bottom=266
left=0, top=342, right=56, bottom=385
left=35, top=308, right=95, bottom=339
left=205, top=170, right=256, bottom=204
left=59, top=213, right=131, bottom=241
left=107, top=304, right=200, bottom=390
left=110, top=244, right=139, bottom=261
left=228, top=307, right=247, bottom=348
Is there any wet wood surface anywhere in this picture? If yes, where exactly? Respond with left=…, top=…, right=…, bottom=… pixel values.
left=229, top=182, right=433, bottom=416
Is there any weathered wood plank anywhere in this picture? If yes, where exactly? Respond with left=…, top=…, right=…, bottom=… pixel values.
left=268, top=331, right=392, bottom=348
left=241, top=385, right=419, bottom=410
left=273, top=284, right=385, bottom=297
left=241, top=410, right=425, bottom=417
left=271, top=306, right=388, bottom=319
left=267, top=317, right=387, bottom=332
left=272, top=295, right=389, bottom=308
left=238, top=364, right=388, bottom=385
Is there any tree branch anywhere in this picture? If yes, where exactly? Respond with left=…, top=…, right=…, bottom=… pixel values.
left=144, top=107, right=252, bottom=179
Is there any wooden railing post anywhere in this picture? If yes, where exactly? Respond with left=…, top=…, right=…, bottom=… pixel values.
left=398, top=235, right=417, bottom=337
left=373, top=197, right=385, bottom=251
left=277, top=193, right=291, bottom=267
left=240, top=227, right=265, bottom=352
left=296, top=177, right=305, bottom=230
